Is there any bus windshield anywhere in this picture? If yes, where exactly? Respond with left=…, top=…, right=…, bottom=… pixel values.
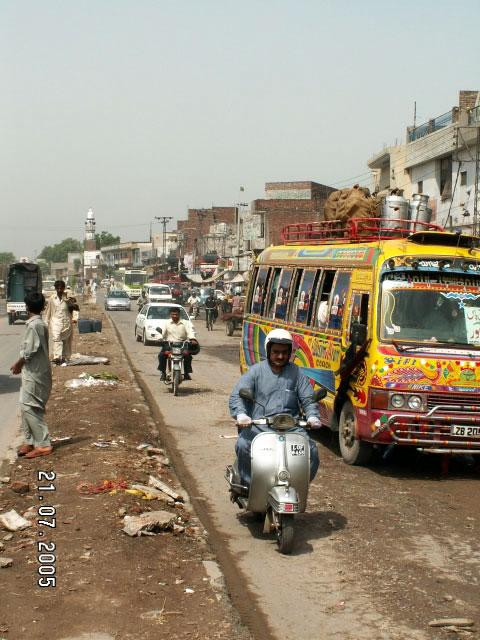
left=380, top=272, right=480, bottom=346
left=125, top=273, right=147, bottom=286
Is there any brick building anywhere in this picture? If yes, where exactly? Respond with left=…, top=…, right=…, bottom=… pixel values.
left=249, top=181, right=335, bottom=248
left=176, top=206, right=236, bottom=267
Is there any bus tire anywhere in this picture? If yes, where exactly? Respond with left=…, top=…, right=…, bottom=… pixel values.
left=8, top=313, right=14, bottom=325
left=338, top=401, right=372, bottom=466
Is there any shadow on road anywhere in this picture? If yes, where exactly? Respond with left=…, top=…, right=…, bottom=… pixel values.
left=201, top=342, right=240, bottom=367
left=237, top=509, right=347, bottom=556
left=311, top=424, right=480, bottom=481
left=0, top=375, right=21, bottom=395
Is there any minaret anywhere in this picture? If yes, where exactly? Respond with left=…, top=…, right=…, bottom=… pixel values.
left=84, top=208, right=96, bottom=251
left=83, top=208, right=97, bottom=280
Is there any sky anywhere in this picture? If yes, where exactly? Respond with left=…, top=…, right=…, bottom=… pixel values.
left=1, top=0, right=479, bottom=258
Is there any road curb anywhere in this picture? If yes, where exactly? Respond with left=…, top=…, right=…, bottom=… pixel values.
left=108, top=311, right=276, bottom=640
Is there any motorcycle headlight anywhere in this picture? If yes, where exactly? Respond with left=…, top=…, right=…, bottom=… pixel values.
left=390, top=394, right=405, bottom=409
left=408, top=395, right=423, bottom=411
left=278, top=470, right=290, bottom=482
left=272, top=414, right=295, bottom=429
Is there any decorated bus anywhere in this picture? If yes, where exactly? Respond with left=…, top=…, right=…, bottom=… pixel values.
left=241, top=218, right=480, bottom=465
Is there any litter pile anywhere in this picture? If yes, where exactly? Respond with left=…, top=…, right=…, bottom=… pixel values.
left=65, top=371, right=119, bottom=388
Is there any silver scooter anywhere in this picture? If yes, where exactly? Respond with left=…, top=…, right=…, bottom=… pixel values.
left=225, top=387, right=326, bottom=554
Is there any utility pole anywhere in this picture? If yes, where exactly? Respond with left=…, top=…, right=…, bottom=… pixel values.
left=235, top=202, right=248, bottom=271
left=474, top=127, right=480, bottom=236
left=155, top=216, right=173, bottom=269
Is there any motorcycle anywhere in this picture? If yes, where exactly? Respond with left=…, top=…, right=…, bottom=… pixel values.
left=156, top=329, right=189, bottom=396
left=225, top=386, right=326, bottom=554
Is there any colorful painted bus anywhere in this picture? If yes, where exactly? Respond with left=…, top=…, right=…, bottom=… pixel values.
left=240, top=218, right=480, bottom=465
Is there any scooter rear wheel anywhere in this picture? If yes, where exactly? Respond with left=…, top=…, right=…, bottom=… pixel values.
left=277, top=514, right=294, bottom=554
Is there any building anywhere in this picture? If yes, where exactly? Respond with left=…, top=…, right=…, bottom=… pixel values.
left=100, top=242, right=153, bottom=270
left=176, top=206, right=236, bottom=271
left=368, top=90, right=480, bottom=231
left=246, top=181, right=336, bottom=250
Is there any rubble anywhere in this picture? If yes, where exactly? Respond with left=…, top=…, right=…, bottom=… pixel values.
left=0, top=510, right=32, bottom=532
left=149, top=475, right=186, bottom=502
left=0, top=558, right=13, bottom=568
left=9, top=481, right=30, bottom=494
left=428, top=619, right=475, bottom=628
left=122, top=510, right=178, bottom=537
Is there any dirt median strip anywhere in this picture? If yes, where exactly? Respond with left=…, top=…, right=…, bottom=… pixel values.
left=0, top=306, right=252, bottom=640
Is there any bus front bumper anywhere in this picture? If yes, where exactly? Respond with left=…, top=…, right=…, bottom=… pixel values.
left=384, top=409, right=480, bottom=452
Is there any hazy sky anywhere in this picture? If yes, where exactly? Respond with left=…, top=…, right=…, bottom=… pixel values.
left=1, top=0, right=479, bottom=257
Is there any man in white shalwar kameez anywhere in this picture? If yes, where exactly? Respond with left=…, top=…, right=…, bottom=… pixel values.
left=44, top=280, right=74, bottom=363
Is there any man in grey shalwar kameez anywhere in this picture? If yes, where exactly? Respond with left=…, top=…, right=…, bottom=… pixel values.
left=10, top=292, right=53, bottom=459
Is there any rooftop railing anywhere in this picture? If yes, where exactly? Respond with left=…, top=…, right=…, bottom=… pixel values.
left=408, top=110, right=454, bottom=142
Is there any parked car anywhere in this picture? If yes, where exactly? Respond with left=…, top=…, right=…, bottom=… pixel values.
left=105, top=289, right=131, bottom=311
left=135, top=302, right=194, bottom=346
left=137, top=283, right=173, bottom=309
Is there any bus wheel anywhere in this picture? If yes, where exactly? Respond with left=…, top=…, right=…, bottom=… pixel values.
left=8, top=313, right=14, bottom=325
left=338, top=401, right=372, bottom=466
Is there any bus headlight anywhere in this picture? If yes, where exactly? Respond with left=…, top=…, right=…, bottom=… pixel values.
left=390, top=394, right=405, bottom=409
left=407, top=395, right=423, bottom=411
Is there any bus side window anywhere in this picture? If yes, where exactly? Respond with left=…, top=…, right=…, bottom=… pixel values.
left=295, top=270, right=317, bottom=325
left=328, top=271, right=352, bottom=331
left=349, top=292, right=369, bottom=336
left=274, top=269, right=294, bottom=320
left=314, top=269, right=336, bottom=328
left=260, top=268, right=272, bottom=316
left=252, top=267, right=272, bottom=316
left=265, top=268, right=282, bottom=318
left=247, top=267, right=259, bottom=313
left=288, top=269, right=304, bottom=322
left=306, top=270, right=321, bottom=326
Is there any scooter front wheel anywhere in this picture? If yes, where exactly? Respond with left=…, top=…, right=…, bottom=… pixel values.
left=277, top=514, right=294, bottom=554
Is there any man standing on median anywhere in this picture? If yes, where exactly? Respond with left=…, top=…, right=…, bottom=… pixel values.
left=10, top=292, right=53, bottom=459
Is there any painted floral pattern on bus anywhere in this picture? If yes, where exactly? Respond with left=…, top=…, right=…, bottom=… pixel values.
left=370, top=355, right=480, bottom=391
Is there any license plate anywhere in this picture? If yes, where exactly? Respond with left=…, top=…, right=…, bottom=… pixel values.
left=290, top=444, right=305, bottom=456
left=451, top=425, right=480, bottom=437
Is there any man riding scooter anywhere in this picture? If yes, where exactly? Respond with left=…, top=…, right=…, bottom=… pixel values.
left=229, top=329, right=321, bottom=488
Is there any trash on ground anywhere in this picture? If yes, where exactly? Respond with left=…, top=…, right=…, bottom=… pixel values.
left=184, top=588, right=195, bottom=594
left=22, top=506, right=37, bottom=520
left=77, top=479, right=129, bottom=495
left=148, top=475, right=186, bottom=502
left=136, top=443, right=151, bottom=450
left=0, top=509, right=32, bottom=531
left=66, top=353, right=110, bottom=366
left=0, top=558, right=13, bottom=568
left=92, top=440, right=121, bottom=448
left=129, top=484, right=173, bottom=502
left=428, top=619, right=475, bottom=628
left=9, top=481, right=30, bottom=494
left=0, top=477, right=10, bottom=484
left=122, top=510, right=177, bottom=537
left=66, top=372, right=118, bottom=389
left=50, top=436, right=72, bottom=444
left=219, top=435, right=237, bottom=439
left=146, top=447, right=166, bottom=457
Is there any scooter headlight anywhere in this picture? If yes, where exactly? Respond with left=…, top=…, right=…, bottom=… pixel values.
left=278, top=470, right=290, bottom=482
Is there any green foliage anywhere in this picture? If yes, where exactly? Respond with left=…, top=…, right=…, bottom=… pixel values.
left=0, top=252, right=16, bottom=264
left=39, top=238, right=83, bottom=263
left=95, top=231, right=120, bottom=249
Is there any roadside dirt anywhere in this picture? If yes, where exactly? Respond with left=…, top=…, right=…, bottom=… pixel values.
left=0, top=307, right=252, bottom=640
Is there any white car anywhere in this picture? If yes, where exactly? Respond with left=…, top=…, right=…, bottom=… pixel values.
left=135, top=303, right=194, bottom=346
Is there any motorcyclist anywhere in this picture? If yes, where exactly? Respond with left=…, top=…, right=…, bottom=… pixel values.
left=204, top=292, right=218, bottom=326
left=187, top=291, right=200, bottom=318
left=229, top=328, right=321, bottom=488
left=157, top=307, right=198, bottom=381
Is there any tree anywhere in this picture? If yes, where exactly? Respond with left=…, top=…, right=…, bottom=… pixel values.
left=0, top=252, right=16, bottom=264
left=95, top=231, right=120, bottom=249
left=38, top=238, right=83, bottom=263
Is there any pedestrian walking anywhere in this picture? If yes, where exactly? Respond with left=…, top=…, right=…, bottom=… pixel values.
left=10, top=292, right=53, bottom=459
left=44, top=280, right=75, bottom=364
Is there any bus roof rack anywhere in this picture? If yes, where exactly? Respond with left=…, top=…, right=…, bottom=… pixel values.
left=280, top=218, right=444, bottom=245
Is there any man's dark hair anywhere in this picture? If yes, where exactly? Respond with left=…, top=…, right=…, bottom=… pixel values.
left=170, top=307, right=180, bottom=314
left=25, top=292, right=45, bottom=314
left=54, top=280, right=65, bottom=288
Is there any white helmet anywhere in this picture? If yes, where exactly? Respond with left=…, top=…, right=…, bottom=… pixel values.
left=265, top=329, right=294, bottom=357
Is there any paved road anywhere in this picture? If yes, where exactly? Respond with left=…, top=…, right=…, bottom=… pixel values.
left=0, top=316, right=25, bottom=467
left=108, top=303, right=438, bottom=640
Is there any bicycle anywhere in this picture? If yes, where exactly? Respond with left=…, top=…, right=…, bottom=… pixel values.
left=205, top=308, right=214, bottom=331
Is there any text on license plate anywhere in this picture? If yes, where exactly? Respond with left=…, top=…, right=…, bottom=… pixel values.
left=451, top=425, right=480, bottom=437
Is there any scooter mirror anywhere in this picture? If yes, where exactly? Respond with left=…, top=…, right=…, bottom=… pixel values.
left=155, top=327, right=163, bottom=333
left=312, top=388, right=327, bottom=402
left=239, top=387, right=255, bottom=402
